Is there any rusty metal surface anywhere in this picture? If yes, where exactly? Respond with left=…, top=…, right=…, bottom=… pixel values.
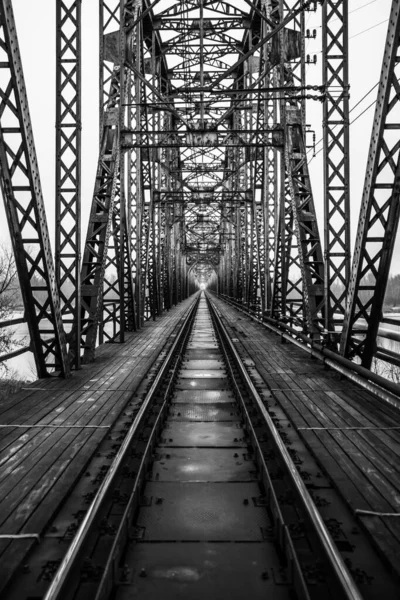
left=183, top=359, right=224, bottom=369
left=150, top=448, right=256, bottom=482
left=179, top=369, right=226, bottom=379
left=168, top=404, right=238, bottom=421
left=114, top=543, right=288, bottom=600
left=173, top=390, right=234, bottom=403
left=136, top=482, right=269, bottom=541
left=175, top=379, right=230, bottom=390
left=159, top=422, right=246, bottom=447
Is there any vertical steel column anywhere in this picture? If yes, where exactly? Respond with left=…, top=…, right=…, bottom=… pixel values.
left=285, top=108, right=326, bottom=337
left=322, top=0, right=350, bottom=330
left=55, top=0, right=81, bottom=369
left=100, top=0, right=120, bottom=130
left=99, top=0, right=137, bottom=343
left=129, top=43, right=144, bottom=326
left=340, top=1, right=400, bottom=367
left=98, top=0, right=122, bottom=344
left=0, top=0, right=69, bottom=377
left=79, top=69, right=120, bottom=361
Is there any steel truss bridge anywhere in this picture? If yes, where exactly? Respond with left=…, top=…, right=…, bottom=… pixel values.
left=0, top=0, right=400, bottom=388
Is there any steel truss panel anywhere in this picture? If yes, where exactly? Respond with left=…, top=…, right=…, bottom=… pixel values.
left=100, top=0, right=120, bottom=128
left=340, top=1, right=400, bottom=367
left=96, top=0, right=137, bottom=345
left=0, top=0, right=69, bottom=377
left=285, top=114, right=327, bottom=338
left=78, top=69, right=120, bottom=362
left=271, top=2, right=304, bottom=327
left=55, top=0, right=82, bottom=369
left=322, top=0, right=350, bottom=327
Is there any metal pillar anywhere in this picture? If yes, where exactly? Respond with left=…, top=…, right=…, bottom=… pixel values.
left=322, top=0, right=350, bottom=329
left=79, top=68, right=120, bottom=361
left=0, top=0, right=69, bottom=377
left=55, top=0, right=82, bottom=369
left=340, top=0, right=400, bottom=367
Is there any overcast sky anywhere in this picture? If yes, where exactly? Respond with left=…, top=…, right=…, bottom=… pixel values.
left=0, top=0, right=398, bottom=273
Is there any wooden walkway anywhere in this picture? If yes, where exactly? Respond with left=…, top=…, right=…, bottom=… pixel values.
left=0, top=295, right=197, bottom=592
left=211, top=294, right=400, bottom=580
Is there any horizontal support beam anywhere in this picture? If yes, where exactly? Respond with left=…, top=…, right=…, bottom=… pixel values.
left=121, top=129, right=283, bottom=147
left=123, top=142, right=282, bottom=148
left=0, top=345, right=30, bottom=363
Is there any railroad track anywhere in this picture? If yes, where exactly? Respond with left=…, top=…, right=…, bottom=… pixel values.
left=5, top=293, right=396, bottom=599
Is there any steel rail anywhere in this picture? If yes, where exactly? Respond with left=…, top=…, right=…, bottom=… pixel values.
left=94, top=299, right=196, bottom=600
left=207, top=301, right=311, bottom=599
left=217, top=293, right=400, bottom=409
left=207, top=294, right=364, bottom=600
left=42, top=294, right=200, bottom=600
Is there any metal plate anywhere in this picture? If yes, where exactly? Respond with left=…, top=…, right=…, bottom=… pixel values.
left=159, top=422, right=246, bottom=447
left=176, top=378, right=230, bottom=390
left=183, top=360, right=223, bottom=369
left=115, top=543, right=288, bottom=600
left=169, top=404, right=238, bottom=421
left=173, top=390, right=234, bottom=403
left=150, top=449, right=256, bottom=482
left=191, top=331, right=215, bottom=335
left=136, top=482, right=269, bottom=541
left=185, top=350, right=221, bottom=359
left=186, top=343, right=219, bottom=349
left=179, top=370, right=227, bottom=379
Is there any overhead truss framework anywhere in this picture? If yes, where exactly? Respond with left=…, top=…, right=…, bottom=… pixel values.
left=1, top=0, right=400, bottom=381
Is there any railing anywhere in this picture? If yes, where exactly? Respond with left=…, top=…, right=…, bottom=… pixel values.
left=0, top=314, right=29, bottom=364
left=215, top=292, right=400, bottom=408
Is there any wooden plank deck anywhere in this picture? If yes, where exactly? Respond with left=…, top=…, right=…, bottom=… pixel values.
left=0, top=295, right=197, bottom=588
left=211, top=294, right=400, bottom=579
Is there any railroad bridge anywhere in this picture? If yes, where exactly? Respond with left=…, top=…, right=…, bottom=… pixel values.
left=0, top=0, right=400, bottom=598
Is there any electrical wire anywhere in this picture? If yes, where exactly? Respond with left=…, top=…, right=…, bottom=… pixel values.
left=350, top=98, right=377, bottom=125
left=315, top=0, right=378, bottom=28
left=349, top=82, right=379, bottom=114
left=350, top=18, right=388, bottom=40
left=349, top=0, right=377, bottom=16
left=306, top=80, right=380, bottom=160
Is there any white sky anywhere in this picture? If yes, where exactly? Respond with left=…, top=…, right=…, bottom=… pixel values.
left=0, top=0, right=398, bottom=273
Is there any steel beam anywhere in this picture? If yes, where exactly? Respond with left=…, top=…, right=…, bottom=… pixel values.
left=322, top=0, right=350, bottom=329
left=340, top=0, right=400, bottom=367
left=0, top=0, right=69, bottom=377
left=78, top=69, right=120, bottom=362
left=55, top=0, right=82, bottom=369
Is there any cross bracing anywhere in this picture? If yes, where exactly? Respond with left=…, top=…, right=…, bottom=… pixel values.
left=0, top=0, right=399, bottom=387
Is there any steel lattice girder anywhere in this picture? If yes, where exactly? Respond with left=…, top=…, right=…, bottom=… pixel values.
left=100, top=1, right=137, bottom=342
left=271, top=2, right=305, bottom=326
left=285, top=111, right=327, bottom=337
left=322, top=0, right=350, bottom=327
left=100, top=0, right=120, bottom=128
left=0, top=0, right=69, bottom=377
left=340, top=0, right=400, bottom=367
left=78, top=69, right=121, bottom=362
left=55, top=0, right=82, bottom=369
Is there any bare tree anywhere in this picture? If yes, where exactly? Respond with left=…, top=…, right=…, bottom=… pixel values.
left=0, top=244, right=22, bottom=371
